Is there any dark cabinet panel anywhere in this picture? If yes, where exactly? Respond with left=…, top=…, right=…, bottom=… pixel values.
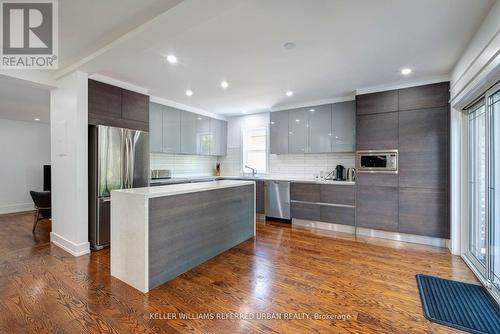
left=355, top=173, right=398, bottom=187
left=256, top=180, right=265, bottom=214
left=88, top=80, right=149, bottom=131
left=88, top=79, right=122, bottom=120
left=291, top=202, right=320, bottom=221
left=356, top=112, right=398, bottom=150
left=356, top=90, right=398, bottom=115
left=398, top=82, right=449, bottom=111
left=399, top=107, right=449, bottom=189
left=356, top=185, right=398, bottom=232
left=290, top=183, right=320, bottom=202
left=122, top=89, right=149, bottom=123
left=320, top=185, right=355, bottom=205
left=320, top=206, right=355, bottom=226
left=399, top=187, right=449, bottom=238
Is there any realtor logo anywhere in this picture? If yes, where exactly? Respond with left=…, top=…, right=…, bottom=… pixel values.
left=1, top=0, right=58, bottom=69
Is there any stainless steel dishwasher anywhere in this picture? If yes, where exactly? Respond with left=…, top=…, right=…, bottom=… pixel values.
left=264, top=181, right=291, bottom=221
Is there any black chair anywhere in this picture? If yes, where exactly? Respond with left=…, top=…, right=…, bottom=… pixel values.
left=29, top=191, right=51, bottom=233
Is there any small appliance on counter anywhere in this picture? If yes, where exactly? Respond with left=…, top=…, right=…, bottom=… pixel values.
left=335, top=165, right=345, bottom=181
left=215, top=163, right=221, bottom=176
left=151, top=169, right=171, bottom=180
left=346, top=168, right=356, bottom=181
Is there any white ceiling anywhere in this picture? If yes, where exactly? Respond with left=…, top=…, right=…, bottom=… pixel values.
left=0, top=76, right=50, bottom=123
left=60, top=0, right=494, bottom=115
left=58, top=0, right=183, bottom=69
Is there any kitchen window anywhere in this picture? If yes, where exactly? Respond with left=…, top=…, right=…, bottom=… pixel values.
left=242, top=127, right=267, bottom=174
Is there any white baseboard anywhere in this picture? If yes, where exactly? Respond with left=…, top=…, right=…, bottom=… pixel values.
left=292, top=218, right=448, bottom=248
left=50, top=232, right=90, bottom=257
left=0, top=202, right=34, bottom=214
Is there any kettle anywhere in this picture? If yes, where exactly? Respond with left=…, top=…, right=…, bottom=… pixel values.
left=335, top=165, right=345, bottom=181
left=346, top=168, right=356, bottom=181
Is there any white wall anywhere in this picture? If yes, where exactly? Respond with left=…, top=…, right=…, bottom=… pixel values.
left=50, top=71, right=90, bottom=256
left=221, top=112, right=355, bottom=178
left=449, top=0, right=500, bottom=255
left=0, top=119, right=51, bottom=214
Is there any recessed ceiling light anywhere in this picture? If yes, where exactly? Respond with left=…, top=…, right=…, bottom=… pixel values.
left=166, top=54, right=178, bottom=64
left=286, top=91, right=294, bottom=97
left=186, top=89, right=193, bottom=96
left=401, top=68, right=412, bottom=75
left=34, top=118, right=40, bottom=121
left=309, top=108, right=315, bottom=112
left=221, top=81, right=229, bottom=89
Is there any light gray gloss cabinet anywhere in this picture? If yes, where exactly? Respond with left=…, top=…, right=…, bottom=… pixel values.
left=210, top=118, right=227, bottom=156
left=288, top=108, right=308, bottom=154
left=332, top=101, right=355, bottom=152
left=149, top=103, right=163, bottom=153
left=180, top=111, right=197, bottom=154
left=270, top=111, right=289, bottom=154
left=308, top=104, right=332, bottom=153
left=196, top=115, right=211, bottom=155
left=162, top=106, right=181, bottom=153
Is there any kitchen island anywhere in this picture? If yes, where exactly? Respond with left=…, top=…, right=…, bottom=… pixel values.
left=110, top=180, right=255, bottom=292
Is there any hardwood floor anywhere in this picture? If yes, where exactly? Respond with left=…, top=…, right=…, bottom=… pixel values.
left=0, top=212, right=475, bottom=333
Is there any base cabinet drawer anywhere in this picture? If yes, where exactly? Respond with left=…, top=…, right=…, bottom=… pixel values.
left=399, top=187, right=449, bottom=238
left=291, top=202, right=320, bottom=221
left=356, top=186, right=398, bottom=232
left=290, top=183, right=320, bottom=202
left=319, top=206, right=354, bottom=226
left=320, top=185, right=355, bottom=205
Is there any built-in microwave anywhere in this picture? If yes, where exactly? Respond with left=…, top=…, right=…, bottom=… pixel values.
left=356, top=150, right=398, bottom=173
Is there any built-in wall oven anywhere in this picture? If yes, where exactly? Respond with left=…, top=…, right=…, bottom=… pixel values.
left=356, top=150, right=398, bottom=173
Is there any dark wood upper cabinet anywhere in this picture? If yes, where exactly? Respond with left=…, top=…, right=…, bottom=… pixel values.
left=398, top=107, right=449, bottom=189
left=398, top=82, right=449, bottom=111
left=122, top=89, right=149, bottom=123
left=356, top=111, right=398, bottom=150
left=356, top=90, right=398, bottom=115
left=88, top=79, right=149, bottom=131
left=88, top=79, right=122, bottom=120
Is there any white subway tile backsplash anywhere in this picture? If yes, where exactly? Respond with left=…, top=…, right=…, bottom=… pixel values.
left=219, top=148, right=355, bottom=179
left=151, top=153, right=219, bottom=177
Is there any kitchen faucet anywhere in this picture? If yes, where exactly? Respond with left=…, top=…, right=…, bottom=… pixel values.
left=244, top=165, right=257, bottom=177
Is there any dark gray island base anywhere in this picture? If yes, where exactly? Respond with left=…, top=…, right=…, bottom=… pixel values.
left=111, top=180, right=256, bottom=292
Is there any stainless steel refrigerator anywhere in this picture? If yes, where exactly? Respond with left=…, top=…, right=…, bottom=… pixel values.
left=89, top=125, right=149, bottom=250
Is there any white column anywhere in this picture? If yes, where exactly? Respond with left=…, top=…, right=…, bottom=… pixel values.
left=49, top=71, right=89, bottom=256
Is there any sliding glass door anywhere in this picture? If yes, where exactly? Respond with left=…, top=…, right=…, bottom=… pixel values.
left=468, top=102, right=486, bottom=270
left=489, top=88, right=500, bottom=295
left=466, top=81, right=500, bottom=302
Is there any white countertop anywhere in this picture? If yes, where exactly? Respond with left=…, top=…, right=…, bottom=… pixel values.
left=112, top=180, right=255, bottom=198
left=223, top=175, right=355, bottom=185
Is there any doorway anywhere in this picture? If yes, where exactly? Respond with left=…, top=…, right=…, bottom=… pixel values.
left=465, top=81, right=500, bottom=303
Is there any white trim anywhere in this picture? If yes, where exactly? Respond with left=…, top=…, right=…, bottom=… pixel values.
left=88, top=74, right=149, bottom=94
left=0, top=203, right=34, bottom=214
left=150, top=95, right=226, bottom=121
left=271, top=95, right=355, bottom=112
left=293, top=218, right=448, bottom=247
left=50, top=232, right=90, bottom=257
left=355, top=75, right=451, bottom=95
